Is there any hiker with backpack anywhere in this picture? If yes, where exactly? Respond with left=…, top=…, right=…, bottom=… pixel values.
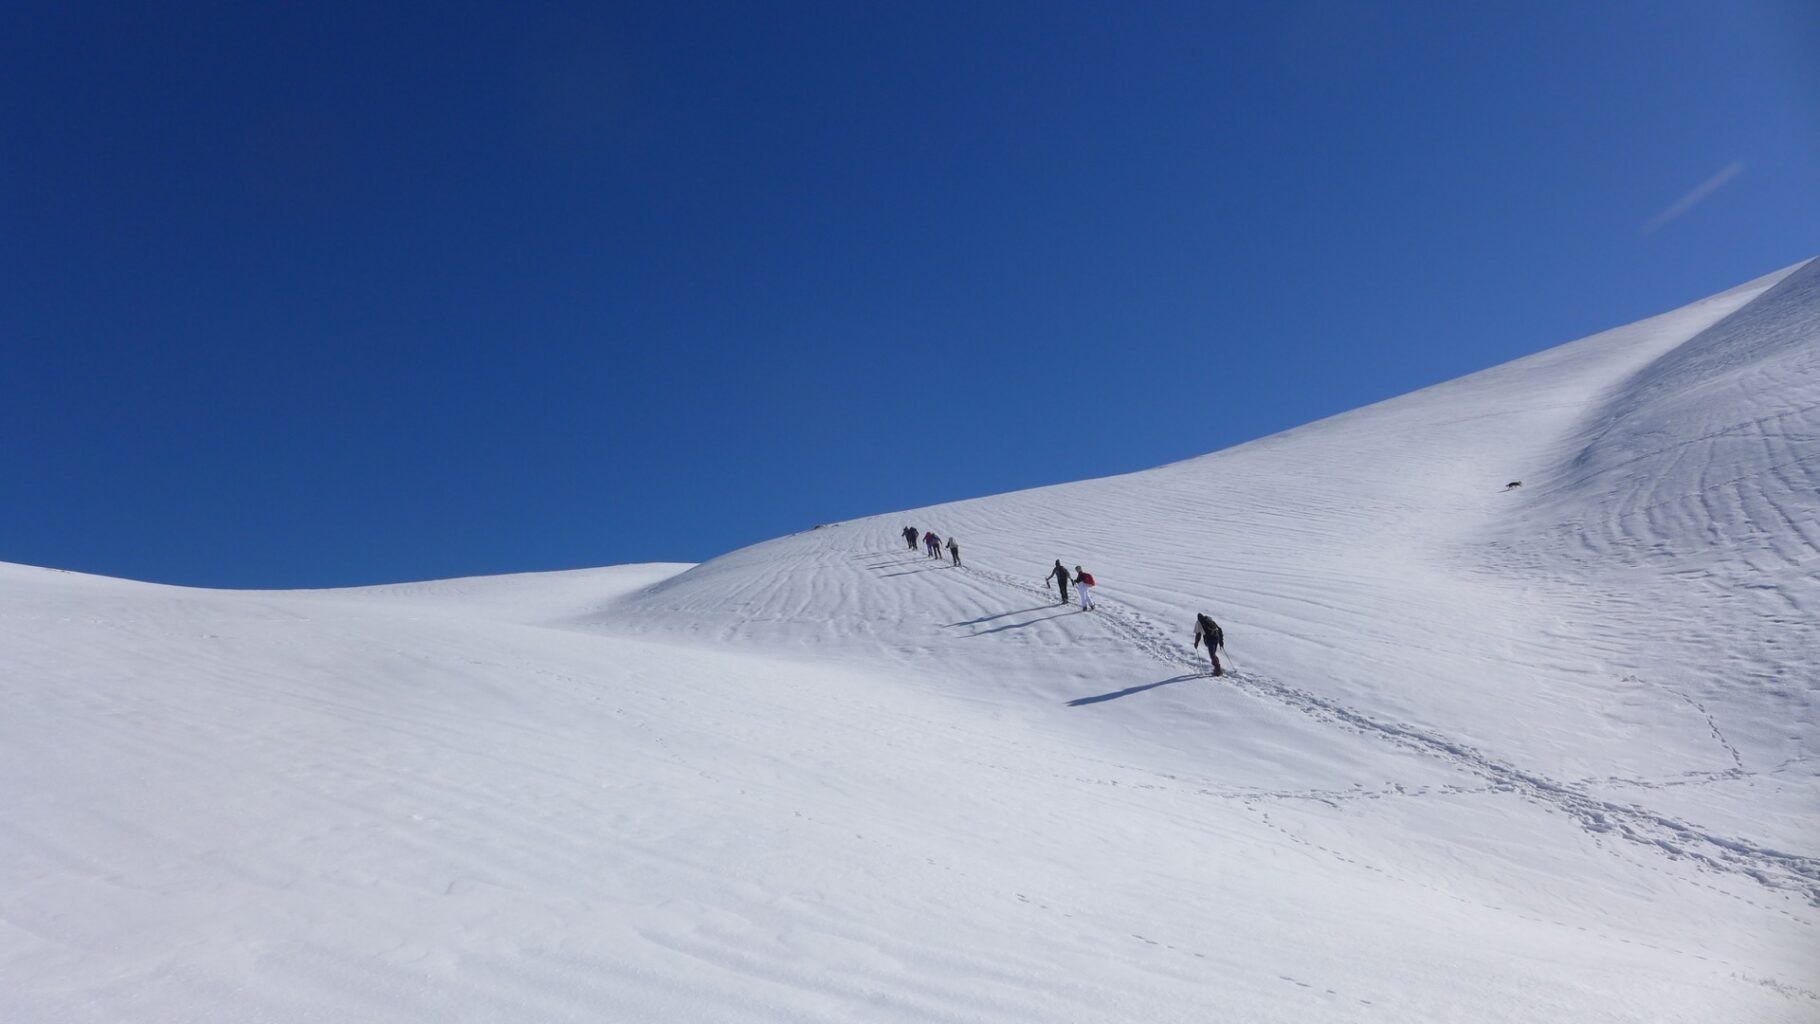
left=924, top=530, right=942, bottom=559
left=1072, top=566, right=1096, bottom=611
left=903, top=525, right=920, bottom=551
left=1046, top=560, right=1070, bottom=605
left=946, top=536, right=961, bottom=566
left=1193, top=613, right=1225, bottom=676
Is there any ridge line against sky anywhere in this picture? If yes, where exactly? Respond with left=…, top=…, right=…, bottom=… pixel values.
left=2, top=1, right=1817, bottom=588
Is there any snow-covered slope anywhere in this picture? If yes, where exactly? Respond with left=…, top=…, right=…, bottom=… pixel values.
left=3, top=261, right=1816, bottom=1022
left=616, top=257, right=1818, bottom=858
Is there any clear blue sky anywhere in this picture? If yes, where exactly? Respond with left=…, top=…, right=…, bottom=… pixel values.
left=4, top=2, right=1816, bottom=587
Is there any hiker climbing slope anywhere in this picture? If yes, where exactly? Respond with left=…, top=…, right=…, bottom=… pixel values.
left=946, top=536, right=961, bottom=566
left=1193, top=613, right=1225, bottom=676
left=902, top=525, right=920, bottom=551
left=1072, top=566, right=1096, bottom=611
left=1046, top=560, right=1070, bottom=605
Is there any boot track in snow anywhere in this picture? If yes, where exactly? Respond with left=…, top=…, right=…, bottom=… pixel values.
left=881, top=551, right=1820, bottom=909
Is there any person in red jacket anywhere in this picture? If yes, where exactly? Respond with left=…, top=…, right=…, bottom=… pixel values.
left=924, top=530, right=942, bottom=559
left=1072, top=566, right=1096, bottom=611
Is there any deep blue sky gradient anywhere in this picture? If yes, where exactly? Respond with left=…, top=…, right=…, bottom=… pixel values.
left=4, top=2, right=1817, bottom=587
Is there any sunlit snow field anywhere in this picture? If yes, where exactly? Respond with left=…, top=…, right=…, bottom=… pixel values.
left=4, top=260, right=1816, bottom=1021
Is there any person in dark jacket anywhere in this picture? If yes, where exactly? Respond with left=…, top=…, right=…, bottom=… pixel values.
left=903, top=525, right=920, bottom=551
left=1046, top=560, right=1070, bottom=604
left=924, top=530, right=942, bottom=558
left=1193, top=613, right=1225, bottom=676
left=946, top=536, right=961, bottom=566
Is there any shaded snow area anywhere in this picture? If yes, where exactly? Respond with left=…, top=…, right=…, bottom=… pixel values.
left=4, top=261, right=1817, bottom=1022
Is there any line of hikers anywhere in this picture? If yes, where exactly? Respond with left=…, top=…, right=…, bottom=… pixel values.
left=903, top=525, right=962, bottom=566
left=901, top=526, right=1227, bottom=677
left=1045, top=560, right=1226, bottom=676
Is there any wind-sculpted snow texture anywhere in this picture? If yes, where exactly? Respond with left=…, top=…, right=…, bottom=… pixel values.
left=3, top=262, right=1817, bottom=1022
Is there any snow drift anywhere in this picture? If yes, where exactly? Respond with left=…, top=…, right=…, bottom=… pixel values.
left=2, top=260, right=1816, bottom=1022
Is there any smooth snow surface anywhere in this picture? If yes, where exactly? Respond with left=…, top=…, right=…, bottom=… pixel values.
left=5, top=260, right=1817, bottom=1022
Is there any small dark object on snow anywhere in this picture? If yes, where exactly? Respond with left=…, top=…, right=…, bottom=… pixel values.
left=1504, top=481, right=1523, bottom=491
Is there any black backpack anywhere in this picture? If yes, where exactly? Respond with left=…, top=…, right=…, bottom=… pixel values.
left=1199, top=615, right=1223, bottom=649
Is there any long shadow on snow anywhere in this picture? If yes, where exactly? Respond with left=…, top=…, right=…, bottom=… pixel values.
left=879, top=565, right=951, bottom=578
left=962, top=610, right=1075, bottom=637
left=1067, top=673, right=1205, bottom=707
left=947, top=605, right=1056, bottom=628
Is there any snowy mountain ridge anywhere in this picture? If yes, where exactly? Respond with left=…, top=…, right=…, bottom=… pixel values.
left=2, top=259, right=1816, bottom=1022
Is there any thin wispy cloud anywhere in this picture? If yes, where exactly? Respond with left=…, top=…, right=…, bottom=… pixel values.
left=1641, top=161, right=1745, bottom=235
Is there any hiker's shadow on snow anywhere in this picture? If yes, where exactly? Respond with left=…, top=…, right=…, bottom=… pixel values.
left=879, top=565, right=948, bottom=577
left=1067, top=674, right=1203, bottom=707
left=947, top=605, right=1053, bottom=628
left=866, top=558, right=926, bottom=570
left=961, top=610, right=1074, bottom=637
